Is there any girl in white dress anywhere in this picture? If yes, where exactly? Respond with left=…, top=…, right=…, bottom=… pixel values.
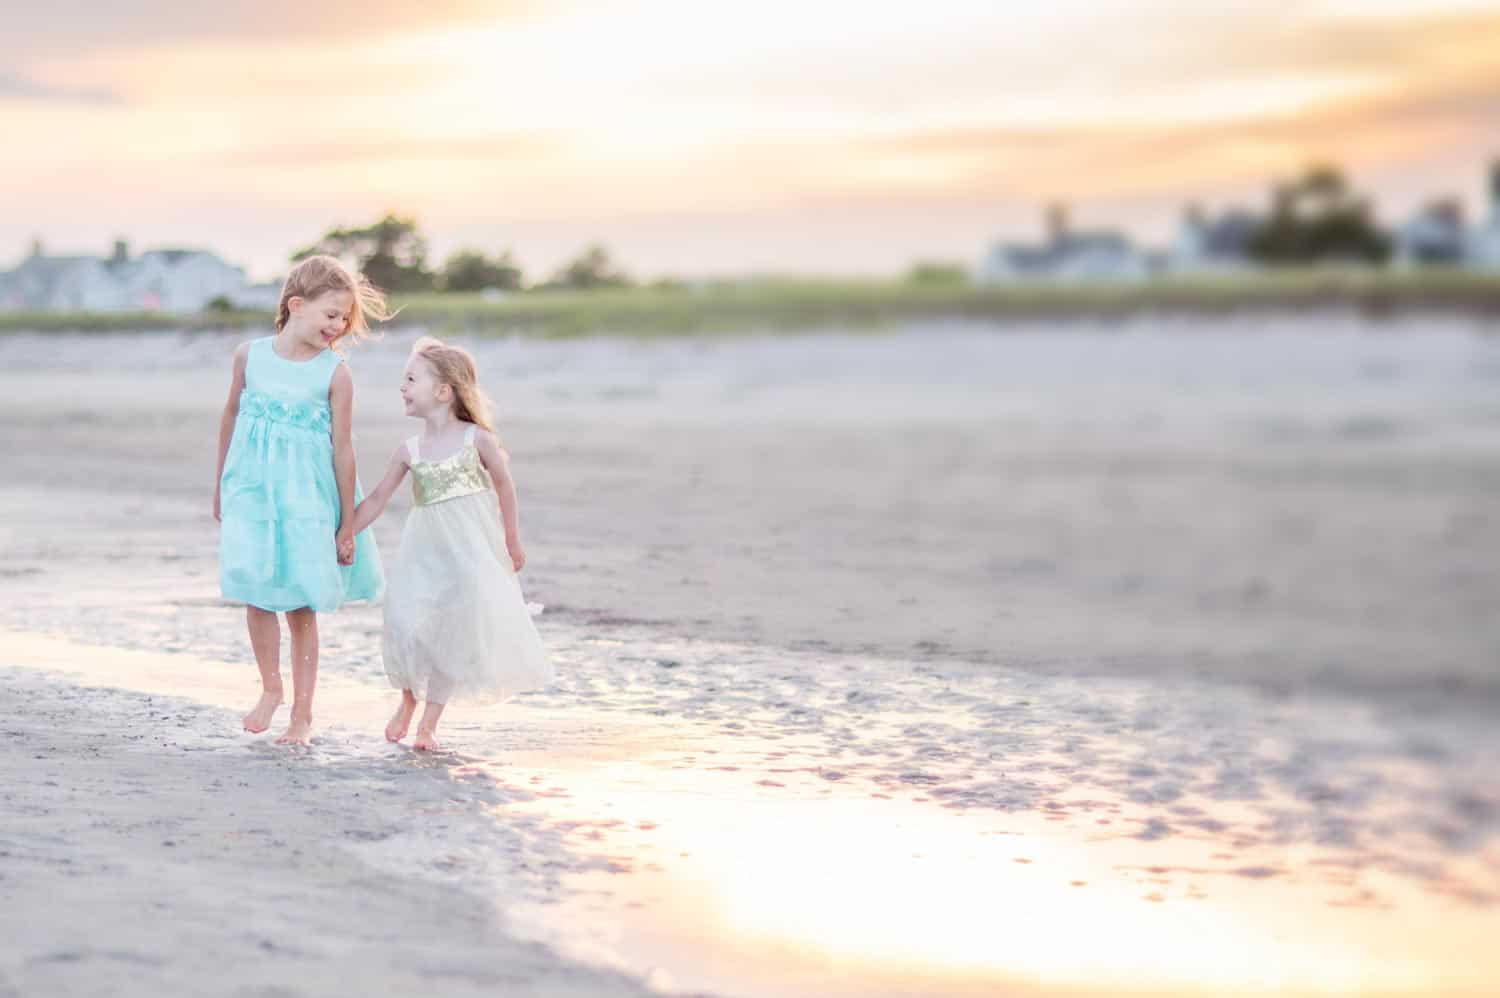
left=348, top=336, right=552, bottom=750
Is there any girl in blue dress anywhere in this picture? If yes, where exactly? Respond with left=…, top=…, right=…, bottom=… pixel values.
left=213, top=255, right=388, bottom=744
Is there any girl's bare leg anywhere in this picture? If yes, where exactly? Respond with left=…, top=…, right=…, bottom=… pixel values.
left=413, top=672, right=454, bottom=751
left=413, top=700, right=446, bottom=752
left=386, top=690, right=418, bottom=742
left=242, top=606, right=283, bottom=733
left=276, top=608, right=318, bottom=745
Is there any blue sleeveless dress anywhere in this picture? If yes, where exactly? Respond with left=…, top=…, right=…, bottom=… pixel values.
left=218, top=337, right=383, bottom=612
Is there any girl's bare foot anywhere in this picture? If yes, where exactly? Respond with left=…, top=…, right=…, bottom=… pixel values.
left=386, top=692, right=418, bottom=742
left=275, top=712, right=313, bottom=746
left=413, top=700, right=446, bottom=752
left=242, top=688, right=283, bottom=734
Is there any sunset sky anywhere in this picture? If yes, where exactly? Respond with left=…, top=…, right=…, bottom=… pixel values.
left=4, top=0, right=1499, bottom=281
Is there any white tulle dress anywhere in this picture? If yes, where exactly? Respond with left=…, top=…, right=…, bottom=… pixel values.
left=381, top=424, right=553, bottom=704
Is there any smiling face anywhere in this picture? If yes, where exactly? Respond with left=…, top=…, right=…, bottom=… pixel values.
left=285, top=289, right=355, bottom=351
left=400, top=354, right=452, bottom=418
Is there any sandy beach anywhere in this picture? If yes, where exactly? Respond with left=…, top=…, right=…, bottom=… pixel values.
left=2, top=317, right=1499, bottom=996
left=0, top=664, right=662, bottom=998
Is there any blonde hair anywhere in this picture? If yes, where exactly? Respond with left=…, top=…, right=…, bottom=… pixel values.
left=411, top=335, right=500, bottom=441
left=275, top=255, right=393, bottom=350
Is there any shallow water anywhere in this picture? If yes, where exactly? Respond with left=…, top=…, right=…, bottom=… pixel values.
left=2, top=316, right=1499, bottom=995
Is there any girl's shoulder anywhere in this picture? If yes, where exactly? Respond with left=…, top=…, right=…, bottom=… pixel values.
left=470, top=425, right=511, bottom=466
left=233, top=335, right=271, bottom=360
left=228, top=336, right=267, bottom=376
left=322, top=345, right=349, bottom=371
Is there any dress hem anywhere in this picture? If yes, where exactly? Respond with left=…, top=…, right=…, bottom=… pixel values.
left=220, top=589, right=382, bottom=614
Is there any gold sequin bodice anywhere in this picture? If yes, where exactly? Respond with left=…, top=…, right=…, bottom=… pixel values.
left=409, top=434, right=490, bottom=507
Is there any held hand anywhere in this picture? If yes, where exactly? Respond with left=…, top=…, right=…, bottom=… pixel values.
left=507, top=540, right=526, bottom=573
left=336, top=528, right=355, bottom=565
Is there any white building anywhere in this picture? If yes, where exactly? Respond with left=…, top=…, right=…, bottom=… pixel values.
left=1393, top=161, right=1500, bottom=270
left=1468, top=162, right=1500, bottom=269
left=979, top=205, right=1149, bottom=285
left=1395, top=200, right=1467, bottom=267
left=1170, top=204, right=1259, bottom=275
left=0, top=240, right=260, bottom=313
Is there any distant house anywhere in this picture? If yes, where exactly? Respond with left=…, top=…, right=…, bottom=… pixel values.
left=0, top=240, right=259, bottom=313
left=1390, top=161, right=1500, bottom=271
left=1468, top=161, right=1500, bottom=270
left=1170, top=204, right=1259, bottom=274
left=978, top=205, right=1148, bottom=284
left=1396, top=199, right=1468, bottom=266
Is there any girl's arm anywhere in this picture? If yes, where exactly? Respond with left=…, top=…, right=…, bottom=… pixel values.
left=348, top=444, right=411, bottom=536
left=475, top=429, right=526, bottom=572
left=329, top=365, right=357, bottom=562
left=212, top=343, right=250, bottom=521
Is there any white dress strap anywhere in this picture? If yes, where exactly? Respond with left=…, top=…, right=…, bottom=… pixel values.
left=405, top=435, right=421, bottom=464
left=464, top=423, right=477, bottom=447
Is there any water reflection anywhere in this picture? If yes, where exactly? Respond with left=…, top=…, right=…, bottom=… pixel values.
left=6, top=626, right=1497, bottom=996
left=478, top=738, right=1497, bottom=997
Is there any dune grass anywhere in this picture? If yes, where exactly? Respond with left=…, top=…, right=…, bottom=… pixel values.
left=3, top=270, right=1499, bottom=338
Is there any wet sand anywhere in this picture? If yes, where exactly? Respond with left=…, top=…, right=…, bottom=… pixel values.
left=4, top=625, right=1496, bottom=997
left=0, top=665, right=659, bottom=998
left=2, top=319, right=1498, bottom=996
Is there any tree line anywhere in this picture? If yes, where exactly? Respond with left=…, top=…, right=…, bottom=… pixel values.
left=294, top=164, right=1403, bottom=297
left=1244, top=164, right=1391, bottom=264
left=293, top=215, right=632, bottom=293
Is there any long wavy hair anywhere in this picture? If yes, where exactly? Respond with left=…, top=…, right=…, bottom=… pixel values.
left=410, top=336, right=502, bottom=445
left=275, top=255, right=393, bottom=350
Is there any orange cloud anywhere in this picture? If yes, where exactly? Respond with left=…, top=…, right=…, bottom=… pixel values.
left=4, top=0, right=1499, bottom=276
